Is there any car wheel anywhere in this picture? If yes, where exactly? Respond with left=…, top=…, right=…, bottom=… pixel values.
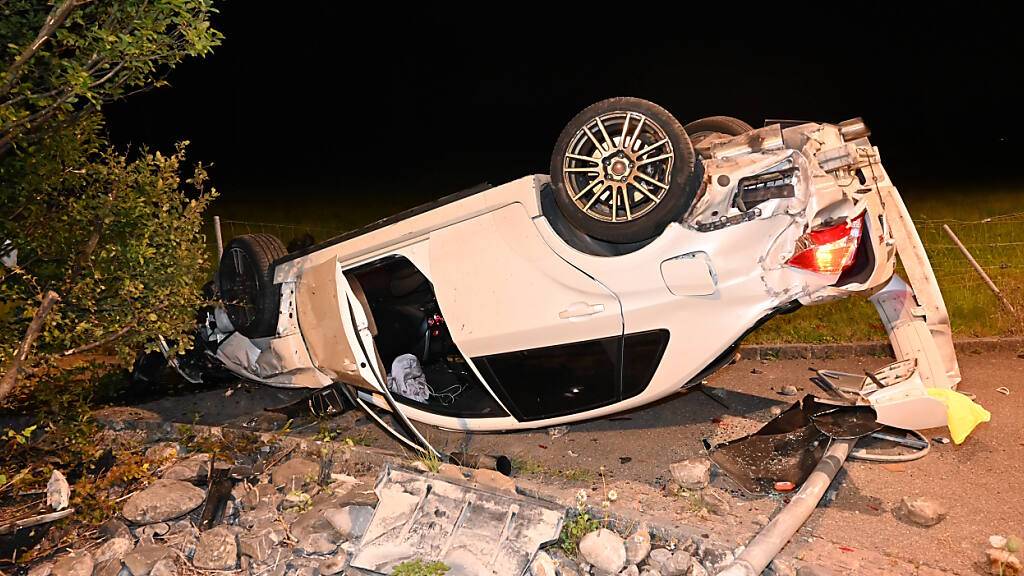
left=683, top=115, right=754, bottom=139
left=217, top=233, right=287, bottom=338
left=550, top=97, right=698, bottom=244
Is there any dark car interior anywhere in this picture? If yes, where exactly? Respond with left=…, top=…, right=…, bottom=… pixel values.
left=347, top=255, right=509, bottom=418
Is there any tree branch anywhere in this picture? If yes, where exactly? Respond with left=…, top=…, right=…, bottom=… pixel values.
left=0, top=0, right=79, bottom=99
left=60, top=324, right=132, bottom=357
left=0, top=290, right=60, bottom=403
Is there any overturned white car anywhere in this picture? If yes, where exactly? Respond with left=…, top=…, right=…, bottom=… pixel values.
left=196, top=98, right=959, bottom=452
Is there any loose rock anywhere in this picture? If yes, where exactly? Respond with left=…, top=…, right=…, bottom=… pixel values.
left=296, top=532, right=338, bottom=556
left=99, top=518, right=132, bottom=540
left=50, top=552, right=93, bottom=576
left=579, top=528, right=627, bottom=573
left=193, top=526, right=238, bottom=570
left=647, top=548, right=672, bottom=572
left=701, top=487, right=731, bottom=516
left=897, top=496, right=947, bottom=526
left=271, top=457, right=319, bottom=489
left=325, top=505, right=374, bottom=540
left=987, top=548, right=1022, bottom=575
left=318, top=552, right=350, bottom=576
left=144, top=442, right=181, bottom=462
left=149, top=558, right=177, bottom=576
left=624, top=528, right=651, bottom=565
left=779, top=385, right=799, bottom=396
left=94, top=537, right=132, bottom=565
left=122, top=479, right=205, bottom=524
left=669, top=458, right=711, bottom=490
left=620, top=564, right=639, bottom=576
left=123, top=544, right=172, bottom=576
left=659, top=551, right=692, bottom=576
left=530, top=550, right=557, bottom=576
left=161, top=454, right=210, bottom=482
left=27, top=562, right=53, bottom=576
left=699, top=545, right=733, bottom=573
left=470, top=467, right=517, bottom=494
left=769, top=559, right=797, bottom=576
left=239, top=528, right=280, bottom=562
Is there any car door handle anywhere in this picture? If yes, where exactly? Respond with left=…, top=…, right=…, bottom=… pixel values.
left=558, top=302, right=605, bottom=319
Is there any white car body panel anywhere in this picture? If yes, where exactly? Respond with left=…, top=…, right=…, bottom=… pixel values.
left=202, top=122, right=959, bottom=433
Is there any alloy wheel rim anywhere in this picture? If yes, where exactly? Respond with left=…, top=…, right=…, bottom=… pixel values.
left=562, top=111, right=674, bottom=223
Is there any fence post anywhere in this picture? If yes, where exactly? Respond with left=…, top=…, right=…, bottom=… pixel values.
left=213, top=215, right=224, bottom=258
left=942, top=224, right=1018, bottom=317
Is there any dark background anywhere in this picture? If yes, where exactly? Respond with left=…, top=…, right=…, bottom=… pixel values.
left=106, top=10, right=1024, bottom=206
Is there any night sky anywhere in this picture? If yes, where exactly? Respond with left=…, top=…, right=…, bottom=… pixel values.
left=106, top=10, right=1024, bottom=204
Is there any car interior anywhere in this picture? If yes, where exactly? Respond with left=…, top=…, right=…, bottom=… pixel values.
left=347, top=255, right=509, bottom=418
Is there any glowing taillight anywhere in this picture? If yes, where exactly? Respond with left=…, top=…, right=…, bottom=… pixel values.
left=786, top=214, right=864, bottom=275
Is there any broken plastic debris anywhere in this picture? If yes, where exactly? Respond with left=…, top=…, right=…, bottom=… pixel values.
left=925, top=388, right=992, bottom=444
left=548, top=425, right=569, bottom=439
left=774, top=481, right=796, bottom=492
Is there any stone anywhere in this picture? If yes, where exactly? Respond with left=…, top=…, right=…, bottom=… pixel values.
left=470, top=467, right=517, bottom=494
left=701, top=487, right=731, bottom=516
left=547, top=547, right=582, bottom=576
left=239, top=482, right=278, bottom=510
left=137, top=522, right=170, bottom=541
left=769, top=559, right=797, bottom=576
left=193, top=526, right=238, bottom=570
left=318, top=552, right=350, bottom=575
left=296, top=532, right=338, bottom=556
left=987, top=548, right=1022, bottom=575
left=161, top=454, right=210, bottom=482
left=27, top=562, right=53, bottom=576
left=122, top=479, right=205, bottom=524
left=796, top=566, right=836, bottom=576
left=647, top=548, right=672, bottom=571
left=579, top=529, right=627, bottom=573
left=639, top=570, right=661, bottom=576
left=780, top=385, right=799, bottom=396
left=144, top=442, right=181, bottom=462
left=659, top=552, right=692, bottom=576
left=897, top=496, right=947, bottom=526
left=50, top=552, right=92, bottom=576
left=530, top=550, right=557, bottom=576
left=99, top=518, right=132, bottom=540
left=691, top=563, right=708, bottom=576
left=240, top=528, right=281, bottom=562
left=437, top=463, right=466, bottom=481
left=668, top=458, right=711, bottom=490
left=149, top=558, right=177, bottom=576
left=754, top=514, right=771, bottom=527
left=620, top=565, right=639, bottom=576
left=769, top=406, right=783, bottom=416
left=94, top=537, right=132, bottom=564
left=324, top=505, right=374, bottom=540
left=699, top=545, right=733, bottom=573
left=624, top=528, right=651, bottom=565
left=123, top=544, right=171, bottom=576
left=271, top=457, right=319, bottom=489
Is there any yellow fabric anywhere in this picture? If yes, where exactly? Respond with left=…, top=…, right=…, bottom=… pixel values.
left=926, top=388, right=992, bottom=444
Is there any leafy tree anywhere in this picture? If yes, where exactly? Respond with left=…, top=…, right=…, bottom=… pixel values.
left=0, top=1, right=222, bottom=403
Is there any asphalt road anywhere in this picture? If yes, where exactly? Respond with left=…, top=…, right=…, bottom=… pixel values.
left=129, top=349, right=1023, bottom=575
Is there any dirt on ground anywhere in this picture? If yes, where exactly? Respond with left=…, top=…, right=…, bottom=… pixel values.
left=126, top=349, right=1024, bottom=575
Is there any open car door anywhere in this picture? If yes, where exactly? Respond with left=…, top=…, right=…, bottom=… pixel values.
left=295, top=257, right=384, bottom=393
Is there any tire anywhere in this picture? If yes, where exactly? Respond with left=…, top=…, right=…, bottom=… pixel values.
left=217, top=233, right=287, bottom=338
left=550, top=97, right=697, bottom=244
left=683, top=116, right=754, bottom=140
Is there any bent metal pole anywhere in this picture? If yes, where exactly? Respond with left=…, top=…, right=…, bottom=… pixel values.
left=717, top=437, right=857, bottom=576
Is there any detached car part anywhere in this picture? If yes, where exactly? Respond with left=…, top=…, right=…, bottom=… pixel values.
left=172, top=97, right=958, bottom=458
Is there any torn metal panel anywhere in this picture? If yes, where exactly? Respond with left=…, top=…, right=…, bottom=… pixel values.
left=351, top=466, right=563, bottom=576
left=706, top=395, right=881, bottom=494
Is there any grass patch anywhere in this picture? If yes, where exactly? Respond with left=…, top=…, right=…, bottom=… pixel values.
left=511, top=455, right=594, bottom=483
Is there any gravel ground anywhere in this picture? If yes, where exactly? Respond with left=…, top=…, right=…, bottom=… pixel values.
left=129, top=349, right=1024, bottom=575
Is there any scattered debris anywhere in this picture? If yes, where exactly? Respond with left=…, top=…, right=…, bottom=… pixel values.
left=932, top=436, right=951, bottom=444
left=997, top=386, right=1011, bottom=395
left=779, top=385, right=799, bottom=396
left=45, top=470, right=70, bottom=511
left=548, top=425, right=570, bottom=439
left=669, top=458, right=711, bottom=490
left=896, top=496, right=947, bottom=527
